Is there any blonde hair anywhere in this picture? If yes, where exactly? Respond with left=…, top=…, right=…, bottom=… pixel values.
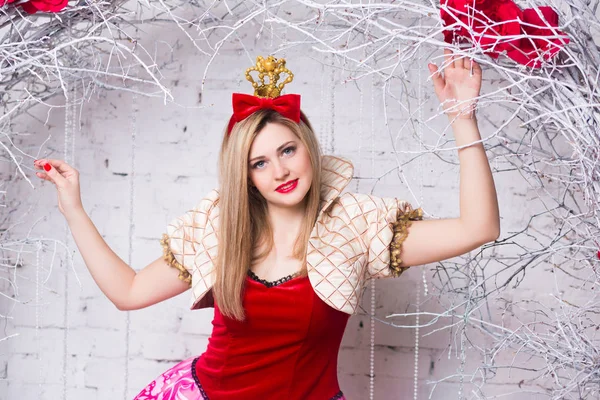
left=215, top=109, right=323, bottom=321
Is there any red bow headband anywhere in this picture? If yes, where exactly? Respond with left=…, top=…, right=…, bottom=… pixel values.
left=226, top=93, right=304, bottom=135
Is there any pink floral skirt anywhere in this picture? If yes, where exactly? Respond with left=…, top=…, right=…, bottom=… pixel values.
left=133, top=355, right=347, bottom=400
left=133, top=356, right=207, bottom=400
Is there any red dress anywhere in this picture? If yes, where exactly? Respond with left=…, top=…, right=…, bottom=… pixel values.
left=192, top=271, right=350, bottom=400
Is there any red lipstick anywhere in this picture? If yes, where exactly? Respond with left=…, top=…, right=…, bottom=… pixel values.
left=276, top=179, right=298, bottom=193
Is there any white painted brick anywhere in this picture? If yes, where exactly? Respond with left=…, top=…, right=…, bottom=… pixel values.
left=83, top=358, right=126, bottom=390
left=128, top=331, right=187, bottom=361
left=67, top=328, right=128, bottom=359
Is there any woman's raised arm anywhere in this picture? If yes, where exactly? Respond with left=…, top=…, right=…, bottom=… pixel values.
left=34, top=159, right=189, bottom=311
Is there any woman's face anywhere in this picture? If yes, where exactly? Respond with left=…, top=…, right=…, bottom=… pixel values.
left=247, top=122, right=313, bottom=210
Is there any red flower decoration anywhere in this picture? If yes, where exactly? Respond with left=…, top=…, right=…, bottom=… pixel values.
left=441, top=0, right=522, bottom=58
left=440, top=1, right=569, bottom=68
left=21, top=0, right=68, bottom=14
left=506, top=7, right=570, bottom=68
left=2, top=0, right=68, bottom=13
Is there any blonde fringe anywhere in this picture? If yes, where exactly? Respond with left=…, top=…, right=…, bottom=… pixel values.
left=390, top=206, right=424, bottom=277
left=160, top=233, right=192, bottom=286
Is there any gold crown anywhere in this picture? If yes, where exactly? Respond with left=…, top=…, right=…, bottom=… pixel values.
left=244, top=55, right=294, bottom=98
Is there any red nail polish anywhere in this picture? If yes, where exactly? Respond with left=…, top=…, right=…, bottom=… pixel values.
left=44, top=163, right=51, bottom=172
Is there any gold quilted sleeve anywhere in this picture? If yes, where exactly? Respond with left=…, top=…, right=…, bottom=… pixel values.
left=160, top=189, right=219, bottom=289
left=389, top=206, right=424, bottom=277
left=160, top=233, right=192, bottom=286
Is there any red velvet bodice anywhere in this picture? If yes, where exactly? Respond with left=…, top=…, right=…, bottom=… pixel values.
left=192, top=272, right=350, bottom=399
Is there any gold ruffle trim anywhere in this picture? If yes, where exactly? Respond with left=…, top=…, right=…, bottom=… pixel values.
left=390, top=206, right=424, bottom=277
left=160, top=233, right=192, bottom=287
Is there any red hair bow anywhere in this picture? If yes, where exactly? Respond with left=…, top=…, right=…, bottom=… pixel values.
left=227, top=93, right=302, bottom=135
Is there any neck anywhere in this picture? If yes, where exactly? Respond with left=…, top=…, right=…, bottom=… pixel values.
left=267, top=201, right=306, bottom=242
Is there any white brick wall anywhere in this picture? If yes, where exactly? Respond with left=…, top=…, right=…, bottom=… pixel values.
left=2, top=16, right=562, bottom=400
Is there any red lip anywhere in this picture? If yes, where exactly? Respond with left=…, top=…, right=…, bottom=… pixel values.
left=276, top=179, right=298, bottom=192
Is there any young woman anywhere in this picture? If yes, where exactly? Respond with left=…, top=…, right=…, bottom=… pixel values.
left=33, top=50, right=500, bottom=399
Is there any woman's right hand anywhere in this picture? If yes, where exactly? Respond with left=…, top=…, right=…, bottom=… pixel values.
left=34, top=159, right=84, bottom=217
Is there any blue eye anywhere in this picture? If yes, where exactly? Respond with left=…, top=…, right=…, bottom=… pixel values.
left=283, top=146, right=296, bottom=155
left=252, top=160, right=265, bottom=169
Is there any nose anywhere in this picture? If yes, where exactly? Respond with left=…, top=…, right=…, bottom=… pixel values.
left=273, top=159, right=290, bottom=180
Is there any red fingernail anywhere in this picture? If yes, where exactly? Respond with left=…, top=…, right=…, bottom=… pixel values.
left=44, top=163, right=51, bottom=171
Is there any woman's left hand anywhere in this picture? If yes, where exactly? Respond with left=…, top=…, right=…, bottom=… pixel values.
left=428, top=48, right=482, bottom=120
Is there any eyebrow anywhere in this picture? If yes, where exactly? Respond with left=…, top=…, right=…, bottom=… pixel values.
left=248, top=141, right=296, bottom=163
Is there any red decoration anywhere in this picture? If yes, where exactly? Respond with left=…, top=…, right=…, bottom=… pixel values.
left=506, top=7, right=570, bottom=68
left=440, top=0, right=569, bottom=68
left=227, top=93, right=302, bottom=135
left=22, top=0, right=68, bottom=14
left=1, top=0, right=68, bottom=14
left=440, top=0, right=522, bottom=59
